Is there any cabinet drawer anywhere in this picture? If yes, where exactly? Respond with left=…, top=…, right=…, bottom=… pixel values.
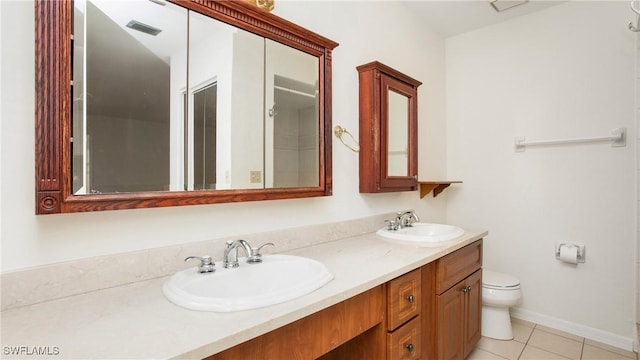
left=387, top=316, right=421, bottom=360
left=436, top=240, right=482, bottom=294
left=388, top=268, right=421, bottom=331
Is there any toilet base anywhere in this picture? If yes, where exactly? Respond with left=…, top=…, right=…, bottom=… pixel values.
left=481, top=305, right=513, bottom=340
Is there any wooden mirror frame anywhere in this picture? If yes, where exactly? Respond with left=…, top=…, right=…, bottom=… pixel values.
left=35, top=0, right=338, bottom=214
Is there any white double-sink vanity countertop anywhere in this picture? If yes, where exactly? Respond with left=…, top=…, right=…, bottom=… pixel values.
left=1, top=228, right=486, bottom=359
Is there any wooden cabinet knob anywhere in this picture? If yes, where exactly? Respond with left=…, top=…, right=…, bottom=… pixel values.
left=405, top=343, right=414, bottom=353
left=406, top=294, right=415, bottom=303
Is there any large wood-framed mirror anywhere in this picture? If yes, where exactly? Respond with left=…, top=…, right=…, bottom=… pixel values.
left=35, top=0, right=338, bottom=214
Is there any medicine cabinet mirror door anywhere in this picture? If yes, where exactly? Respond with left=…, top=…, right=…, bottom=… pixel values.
left=380, top=75, right=418, bottom=191
left=358, top=61, right=421, bottom=193
left=35, top=0, right=338, bottom=214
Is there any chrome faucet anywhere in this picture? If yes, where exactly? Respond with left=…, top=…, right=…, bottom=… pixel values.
left=395, top=210, right=420, bottom=228
left=223, top=240, right=252, bottom=268
left=223, top=240, right=274, bottom=268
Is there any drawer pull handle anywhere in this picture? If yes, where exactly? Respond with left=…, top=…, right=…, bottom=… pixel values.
left=406, top=294, right=415, bottom=303
left=405, top=343, right=414, bottom=352
left=462, top=285, right=472, bottom=294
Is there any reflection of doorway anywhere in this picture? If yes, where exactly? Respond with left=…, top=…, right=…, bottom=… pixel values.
left=191, top=82, right=217, bottom=190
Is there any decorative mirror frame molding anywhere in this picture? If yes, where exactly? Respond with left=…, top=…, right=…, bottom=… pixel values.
left=35, top=0, right=338, bottom=214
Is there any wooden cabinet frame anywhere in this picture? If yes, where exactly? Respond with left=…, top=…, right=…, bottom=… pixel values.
left=357, top=61, right=421, bottom=193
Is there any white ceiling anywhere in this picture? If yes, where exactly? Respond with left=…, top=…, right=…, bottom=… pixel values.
left=402, top=0, right=567, bottom=38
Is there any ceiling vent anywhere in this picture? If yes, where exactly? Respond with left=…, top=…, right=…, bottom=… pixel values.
left=126, top=20, right=162, bottom=36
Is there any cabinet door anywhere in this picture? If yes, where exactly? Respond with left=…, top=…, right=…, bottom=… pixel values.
left=436, top=283, right=465, bottom=360
left=464, top=269, right=482, bottom=358
left=379, top=74, right=418, bottom=191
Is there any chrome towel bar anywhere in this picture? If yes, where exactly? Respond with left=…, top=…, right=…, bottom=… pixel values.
left=514, top=128, right=626, bottom=152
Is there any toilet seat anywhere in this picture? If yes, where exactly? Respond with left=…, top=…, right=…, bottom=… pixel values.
left=482, top=269, right=520, bottom=290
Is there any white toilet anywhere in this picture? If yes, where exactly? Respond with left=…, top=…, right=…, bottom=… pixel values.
left=481, top=269, right=522, bottom=340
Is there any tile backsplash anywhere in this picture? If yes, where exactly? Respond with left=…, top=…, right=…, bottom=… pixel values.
left=1, top=213, right=392, bottom=311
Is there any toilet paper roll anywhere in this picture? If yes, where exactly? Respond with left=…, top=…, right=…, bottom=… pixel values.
left=559, top=245, right=579, bottom=264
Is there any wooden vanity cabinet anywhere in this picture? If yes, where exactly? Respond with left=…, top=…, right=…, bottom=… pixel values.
left=207, top=240, right=483, bottom=360
left=434, top=240, right=483, bottom=360
left=386, top=269, right=421, bottom=360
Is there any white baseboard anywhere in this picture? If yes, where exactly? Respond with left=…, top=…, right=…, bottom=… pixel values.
left=510, top=307, right=637, bottom=352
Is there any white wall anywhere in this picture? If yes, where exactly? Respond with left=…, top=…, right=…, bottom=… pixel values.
left=230, top=30, right=265, bottom=189
left=0, top=0, right=447, bottom=271
left=446, top=1, right=637, bottom=345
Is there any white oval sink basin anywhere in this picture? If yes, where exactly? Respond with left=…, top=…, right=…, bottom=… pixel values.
left=376, top=223, right=464, bottom=246
left=163, top=254, right=333, bottom=312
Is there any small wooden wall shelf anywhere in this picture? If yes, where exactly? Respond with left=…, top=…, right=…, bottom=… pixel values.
left=418, top=181, right=462, bottom=198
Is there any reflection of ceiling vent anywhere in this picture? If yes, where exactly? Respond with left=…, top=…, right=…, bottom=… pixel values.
left=126, top=20, right=162, bottom=36
left=490, top=0, right=528, bottom=12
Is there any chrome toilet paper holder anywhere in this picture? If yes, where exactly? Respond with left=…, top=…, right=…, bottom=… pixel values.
left=555, top=243, right=586, bottom=263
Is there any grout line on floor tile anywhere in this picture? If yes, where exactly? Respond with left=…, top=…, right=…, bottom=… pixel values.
left=526, top=324, right=536, bottom=344
left=525, top=343, right=574, bottom=360
left=481, top=346, right=511, bottom=360
left=535, top=325, right=585, bottom=344
left=516, top=324, right=534, bottom=359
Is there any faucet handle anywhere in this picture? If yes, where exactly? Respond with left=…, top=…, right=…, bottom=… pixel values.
left=185, top=255, right=216, bottom=273
left=385, top=219, right=400, bottom=231
left=247, top=243, right=274, bottom=264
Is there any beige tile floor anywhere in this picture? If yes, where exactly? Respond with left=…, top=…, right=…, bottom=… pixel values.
left=467, top=318, right=637, bottom=360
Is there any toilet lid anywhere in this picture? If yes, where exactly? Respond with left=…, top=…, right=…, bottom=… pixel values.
left=482, top=269, right=520, bottom=290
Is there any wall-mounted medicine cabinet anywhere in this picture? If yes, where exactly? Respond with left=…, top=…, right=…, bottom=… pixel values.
left=357, top=61, right=421, bottom=193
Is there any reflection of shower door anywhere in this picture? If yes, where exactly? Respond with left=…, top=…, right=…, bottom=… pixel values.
left=269, top=77, right=319, bottom=188
left=189, top=82, right=217, bottom=190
